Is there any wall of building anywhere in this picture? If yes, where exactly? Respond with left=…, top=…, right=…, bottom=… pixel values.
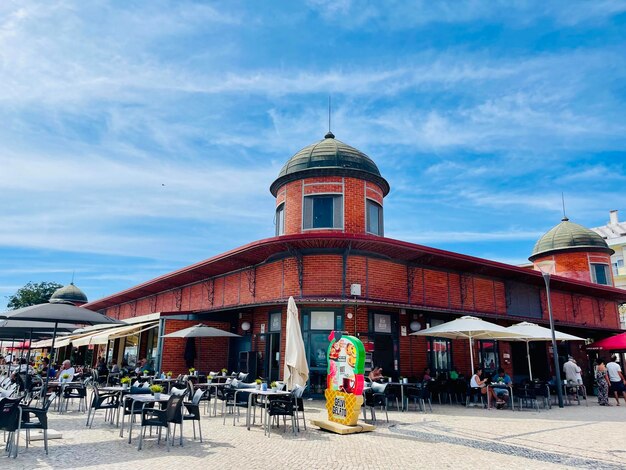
left=276, top=176, right=384, bottom=236
left=532, top=251, right=614, bottom=285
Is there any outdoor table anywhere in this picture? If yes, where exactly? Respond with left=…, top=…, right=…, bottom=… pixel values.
left=151, top=377, right=178, bottom=393
left=197, top=382, right=228, bottom=416
left=124, top=393, right=171, bottom=444
left=240, top=389, right=291, bottom=431
left=48, top=381, right=82, bottom=412
left=387, top=382, right=420, bottom=411
left=487, top=383, right=514, bottom=410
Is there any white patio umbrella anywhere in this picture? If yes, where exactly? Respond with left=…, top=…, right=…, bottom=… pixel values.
left=283, top=296, right=309, bottom=390
left=161, top=324, right=241, bottom=338
left=411, top=315, right=523, bottom=372
left=504, top=322, right=584, bottom=380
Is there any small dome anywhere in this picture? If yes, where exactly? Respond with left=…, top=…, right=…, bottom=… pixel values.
left=49, top=283, right=88, bottom=305
left=270, top=133, right=390, bottom=196
left=529, top=217, right=614, bottom=261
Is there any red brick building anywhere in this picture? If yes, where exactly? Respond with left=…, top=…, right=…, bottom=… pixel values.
left=83, top=132, right=626, bottom=393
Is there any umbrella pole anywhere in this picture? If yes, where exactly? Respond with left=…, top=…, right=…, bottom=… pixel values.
left=527, top=341, right=533, bottom=381
left=42, top=322, right=58, bottom=403
left=8, top=338, right=15, bottom=375
left=27, top=328, right=33, bottom=366
left=469, top=336, right=475, bottom=373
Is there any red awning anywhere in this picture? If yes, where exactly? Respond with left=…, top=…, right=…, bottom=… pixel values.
left=587, top=332, right=626, bottom=351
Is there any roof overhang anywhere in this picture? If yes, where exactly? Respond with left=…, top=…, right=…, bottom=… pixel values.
left=84, top=233, right=626, bottom=312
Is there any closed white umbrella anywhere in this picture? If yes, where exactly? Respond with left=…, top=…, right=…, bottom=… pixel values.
left=283, top=297, right=309, bottom=390
left=504, top=322, right=584, bottom=380
left=411, top=315, right=523, bottom=372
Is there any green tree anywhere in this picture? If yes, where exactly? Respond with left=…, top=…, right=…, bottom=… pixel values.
left=6, top=281, right=64, bottom=309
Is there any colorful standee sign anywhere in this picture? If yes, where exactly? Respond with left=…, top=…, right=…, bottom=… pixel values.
left=325, top=331, right=366, bottom=426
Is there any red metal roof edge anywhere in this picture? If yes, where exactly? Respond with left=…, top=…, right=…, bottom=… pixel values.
left=83, top=233, right=626, bottom=311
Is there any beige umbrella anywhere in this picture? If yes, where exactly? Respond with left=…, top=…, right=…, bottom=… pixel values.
left=283, top=296, right=309, bottom=390
left=504, top=322, right=584, bottom=380
left=411, top=315, right=523, bottom=372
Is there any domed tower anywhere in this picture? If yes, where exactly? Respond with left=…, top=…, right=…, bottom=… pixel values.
left=529, top=217, right=615, bottom=285
left=49, top=282, right=89, bottom=306
left=270, top=132, right=390, bottom=236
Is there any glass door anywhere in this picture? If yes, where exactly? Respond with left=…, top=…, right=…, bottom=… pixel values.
left=302, top=309, right=343, bottom=396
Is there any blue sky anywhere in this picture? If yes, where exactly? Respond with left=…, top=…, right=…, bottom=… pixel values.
left=1, top=1, right=626, bottom=309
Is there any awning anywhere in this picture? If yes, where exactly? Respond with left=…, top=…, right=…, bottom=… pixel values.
left=587, top=332, right=626, bottom=351
left=76, top=321, right=159, bottom=347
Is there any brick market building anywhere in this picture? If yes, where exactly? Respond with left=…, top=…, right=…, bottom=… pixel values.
left=82, top=131, right=626, bottom=393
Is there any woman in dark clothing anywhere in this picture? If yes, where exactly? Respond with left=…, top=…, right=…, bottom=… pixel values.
left=595, top=357, right=610, bottom=406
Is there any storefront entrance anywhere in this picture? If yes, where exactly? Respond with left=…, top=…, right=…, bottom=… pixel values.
left=301, top=308, right=343, bottom=396
left=368, top=311, right=400, bottom=380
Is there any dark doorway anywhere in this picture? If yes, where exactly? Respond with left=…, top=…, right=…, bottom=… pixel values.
left=229, top=336, right=252, bottom=373
left=265, top=332, right=280, bottom=383
left=511, top=342, right=550, bottom=383
left=372, top=335, right=394, bottom=377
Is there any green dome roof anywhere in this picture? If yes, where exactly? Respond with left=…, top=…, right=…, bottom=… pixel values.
left=49, top=283, right=88, bottom=304
left=529, top=218, right=614, bottom=261
left=270, top=132, right=390, bottom=196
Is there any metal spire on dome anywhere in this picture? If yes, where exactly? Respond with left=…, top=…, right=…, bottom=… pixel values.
left=325, top=95, right=335, bottom=139
left=561, top=192, right=569, bottom=221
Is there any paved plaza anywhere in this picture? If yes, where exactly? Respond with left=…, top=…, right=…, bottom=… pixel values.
left=5, top=399, right=626, bottom=470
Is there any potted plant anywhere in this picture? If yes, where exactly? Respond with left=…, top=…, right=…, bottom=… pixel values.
left=61, top=373, right=70, bottom=383
left=188, top=367, right=196, bottom=376
left=143, top=370, right=148, bottom=376
left=150, top=384, right=164, bottom=400
left=270, top=381, right=277, bottom=392
left=255, top=378, right=262, bottom=390
left=120, top=376, right=131, bottom=390
left=221, top=368, right=228, bottom=376
left=166, top=371, right=172, bottom=378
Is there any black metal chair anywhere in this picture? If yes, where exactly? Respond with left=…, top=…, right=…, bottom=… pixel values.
left=291, top=384, right=307, bottom=431
left=406, top=383, right=432, bottom=412
left=514, top=385, right=539, bottom=411
left=86, top=384, right=120, bottom=428
left=183, top=389, right=204, bottom=442
left=20, top=392, right=56, bottom=455
left=222, top=387, right=251, bottom=426
left=265, top=395, right=295, bottom=437
left=0, top=397, right=23, bottom=458
left=362, top=385, right=389, bottom=423
left=61, top=383, right=88, bottom=413
left=465, top=386, right=486, bottom=408
left=138, top=394, right=184, bottom=451
left=384, top=383, right=402, bottom=412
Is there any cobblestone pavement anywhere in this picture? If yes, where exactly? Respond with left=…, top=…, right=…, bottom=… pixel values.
left=4, top=398, right=626, bottom=470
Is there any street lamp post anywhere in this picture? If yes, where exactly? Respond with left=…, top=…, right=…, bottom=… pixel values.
left=541, top=270, right=564, bottom=408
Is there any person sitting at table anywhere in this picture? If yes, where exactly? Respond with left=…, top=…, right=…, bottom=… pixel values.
left=449, top=366, right=459, bottom=380
left=56, top=359, right=76, bottom=381
left=42, top=357, right=55, bottom=378
left=491, top=367, right=511, bottom=408
left=135, top=358, right=155, bottom=376
left=111, top=362, right=120, bottom=373
left=470, top=367, right=497, bottom=407
left=423, top=367, right=433, bottom=382
left=368, top=367, right=384, bottom=382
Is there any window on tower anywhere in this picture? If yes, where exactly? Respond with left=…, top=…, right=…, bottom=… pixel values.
left=275, top=203, right=285, bottom=236
left=366, top=199, right=384, bottom=236
left=590, top=263, right=611, bottom=285
left=303, top=195, right=343, bottom=229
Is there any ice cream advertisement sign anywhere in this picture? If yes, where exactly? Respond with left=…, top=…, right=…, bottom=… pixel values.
left=325, top=331, right=365, bottom=426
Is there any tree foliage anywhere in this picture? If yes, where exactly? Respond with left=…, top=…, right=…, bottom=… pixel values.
left=6, top=281, right=64, bottom=310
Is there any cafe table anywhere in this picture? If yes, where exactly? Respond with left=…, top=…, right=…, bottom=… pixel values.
left=123, top=393, right=171, bottom=443
left=386, top=381, right=420, bottom=411
left=151, top=377, right=178, bottom=393
left=236, top=389, right=291, bottom=431
left=99, top=386, right=127, bottom=425
left=196, top=382, right=229, bottom=416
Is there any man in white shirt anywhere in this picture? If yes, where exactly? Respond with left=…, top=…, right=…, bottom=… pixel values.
left=56, top=359, right=76, bottom=381
left=563, top=356, right=579, bottom=383
left=606, top=355, right=626, bottom=405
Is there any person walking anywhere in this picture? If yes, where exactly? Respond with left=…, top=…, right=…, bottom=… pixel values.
left=606, top=355, right=626, bottom=406
left=595, top=357, right=610, bottom=406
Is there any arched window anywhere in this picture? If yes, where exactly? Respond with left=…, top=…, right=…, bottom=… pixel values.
left=366, top=200, right=383, bottom=235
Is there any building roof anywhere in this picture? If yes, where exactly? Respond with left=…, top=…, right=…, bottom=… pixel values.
left=591, top=210, right=626, bottom=246
left=529, top=217, right=614, bottom=261
left=270, top=132, right=390, bottom=196
left=49, top=283, right=88, bottom=304
left=83, top=232, right=626, bottom=312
